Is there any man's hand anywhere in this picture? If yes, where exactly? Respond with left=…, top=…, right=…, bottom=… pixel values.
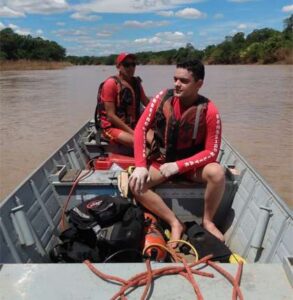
left=159, top=162, right=179, bottom=178
left=129, top=167, right=150, bottom=194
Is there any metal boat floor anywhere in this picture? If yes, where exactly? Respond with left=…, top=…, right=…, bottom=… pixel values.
left=1, top=262, right=292, bottom=299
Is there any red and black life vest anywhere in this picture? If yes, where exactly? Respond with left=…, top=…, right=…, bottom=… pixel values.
left=94, top=76, right=142, bottom=131
left=148, top=89, right=209, bottom=163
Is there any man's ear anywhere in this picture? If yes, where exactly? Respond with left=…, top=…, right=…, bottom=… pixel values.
left=197, top=79, right=203, bottom=89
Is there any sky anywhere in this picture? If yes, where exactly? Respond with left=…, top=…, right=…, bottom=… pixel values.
left=0, top=0, right=292, bottom=57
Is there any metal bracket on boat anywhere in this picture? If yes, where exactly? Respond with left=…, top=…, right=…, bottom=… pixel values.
left=67, top=148, right=81, bottom=169
left=251, top=206, right=272, bottom=250
left=225, top=165, right=242, bottom=183
left=81, top=128, right=96, bottom=145
left=283, top=257, right=293, bottom=288
left=49, top=164, right=67, bottom=182
left=10, top=205, right=35, bottom=246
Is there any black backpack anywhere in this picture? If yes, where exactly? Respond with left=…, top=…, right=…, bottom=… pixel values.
left=50, top=195, right=144, bottom=263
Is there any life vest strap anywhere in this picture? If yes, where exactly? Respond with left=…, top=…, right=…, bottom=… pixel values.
left=192, top=104, right=203, bottom=140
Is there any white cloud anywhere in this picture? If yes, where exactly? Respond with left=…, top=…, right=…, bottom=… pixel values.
left=134, top=30, right=189, bottom=51
left=57, top=22, right=65, bottom=26
left=0, top=0, right=69, bottom=17
left=0, top=21, right=5, bottom=29
left=7, top=23, right=31, bottom=35
left=282, top=5, right=293, bottom=13
left=124, top=20, right=169, bottom=28
left=54, top=28, right=89, bottom=37
left=70, top=12, right=101, bottom=21
left=36, top=29, right=43, bottom=35
left=157, top=10, right=174, bottom=17
left=237, top=23, right=248, bottom=30
left=156, top=31, right=186, bottom=41
left=0, top=6, right=25, bottom=17
left=175, top=8, right=206, bottom=19
left=214, top=13, right=224, bottom=19
left=96, top=31, right=113, bottom=37
left=228, top=0, right=256, bottom=2
left=74, top=0, right=204, bottom=14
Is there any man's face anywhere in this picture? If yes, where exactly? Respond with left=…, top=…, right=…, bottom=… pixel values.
left=118, top=58, right=136, bottom=79
left=173, top=68, right=203, bottom=101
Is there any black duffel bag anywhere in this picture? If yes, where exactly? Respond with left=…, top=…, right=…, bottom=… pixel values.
left=50, top=195, right=144, bottom=263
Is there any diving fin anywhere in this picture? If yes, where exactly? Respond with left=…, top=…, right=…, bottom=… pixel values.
left=185, top=221, right=232, bottom=262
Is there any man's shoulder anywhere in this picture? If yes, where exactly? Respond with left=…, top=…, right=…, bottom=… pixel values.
left=206, top=99, right=220, bottom=116
left=102, top=76, right=120, bottom=89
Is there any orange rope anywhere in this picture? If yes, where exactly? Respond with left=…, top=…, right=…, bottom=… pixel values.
left=181, top=257, right=204, bottom=300
left=207, top=260, right=244, bottom=300
left=141, top=259, right=152, bottom=300
left=61, top=159, right=94, bottom=230
left=233, top=262, right=244, bottom=300
left=84, top=260, right=127, bottom=285
left=84, top=253, right=244, bottom=300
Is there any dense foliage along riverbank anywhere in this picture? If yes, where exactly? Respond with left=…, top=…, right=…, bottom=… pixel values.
left=66, top=14, right=293, bottom=66
left=0, top=14, right=292, bottom=68
left=0, top=60, right=72, bottom=71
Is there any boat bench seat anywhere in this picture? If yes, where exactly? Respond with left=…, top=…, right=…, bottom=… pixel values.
left=50, top=167, right=239, bottom=229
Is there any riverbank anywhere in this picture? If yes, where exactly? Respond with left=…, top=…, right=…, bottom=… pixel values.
left=1, top=55, right=292, bottom=71
left=0, top=60, right=72, bottom=71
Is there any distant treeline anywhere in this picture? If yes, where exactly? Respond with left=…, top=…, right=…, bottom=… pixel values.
left=67, top=14, right=293, bottom=65
left=1, top=14, right=292, bottom=65
left=0, top=28, right=66, bottom=61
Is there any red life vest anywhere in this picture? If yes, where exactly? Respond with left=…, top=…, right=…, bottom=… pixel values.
left=148, top=89, right=209, bottom=163
left=95, top=76, right=142, bottom=130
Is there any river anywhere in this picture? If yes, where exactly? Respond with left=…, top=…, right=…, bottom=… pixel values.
left=0, top=65, right=292, bottom=207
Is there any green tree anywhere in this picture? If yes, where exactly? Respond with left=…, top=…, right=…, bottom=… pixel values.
left=246, top=28, right=279, bottom=45
left=240, top=42, right=264, bottom=63
left=0, top=28, right=66, bottom=61
left=283, top=14, right=293, bottom=34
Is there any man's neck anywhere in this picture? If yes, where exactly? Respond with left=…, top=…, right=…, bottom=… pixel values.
left=179, top=94, right=200, bottom=108
left=119, top=73, right=132, bottom=84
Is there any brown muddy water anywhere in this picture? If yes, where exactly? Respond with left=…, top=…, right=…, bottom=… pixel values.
left=0, top=65, right=292, bottom=207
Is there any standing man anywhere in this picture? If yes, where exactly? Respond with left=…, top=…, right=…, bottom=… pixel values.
left=95, top=52, right=151, bottom=147
left=129, top=59, right=225, bottom=245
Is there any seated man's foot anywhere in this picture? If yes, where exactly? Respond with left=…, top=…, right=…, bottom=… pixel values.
left=203, top=221, right=224, bottom=242
left=168, top=220, right=186, bottom=249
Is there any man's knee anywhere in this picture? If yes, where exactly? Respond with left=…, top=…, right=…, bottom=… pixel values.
left=204, top=163, right=225, bottom=184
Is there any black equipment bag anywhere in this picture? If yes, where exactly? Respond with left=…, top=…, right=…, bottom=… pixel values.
left=68, top=194, right=132, bottom=228
left=50, top=195, right=144, bottom=263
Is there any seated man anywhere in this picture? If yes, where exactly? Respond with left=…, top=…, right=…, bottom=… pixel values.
left=129, top=59, right=226, bottom=245
left=95, top=52, right=152, bottom=147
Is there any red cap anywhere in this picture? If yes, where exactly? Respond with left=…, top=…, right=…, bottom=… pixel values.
left=116, top=52, right=136, bottom=65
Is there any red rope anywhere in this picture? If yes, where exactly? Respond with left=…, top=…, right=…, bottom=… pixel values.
left=207, top=260, right=244, bottom=300
left=84, top=253, right=245, bottom=300
left=233, top=262, right=243, bottom=300
left=84, top=260, right=127, bottom=285
left=141, top=259, right=153, bottom=300
left=181, top=257, right=204, bottom=300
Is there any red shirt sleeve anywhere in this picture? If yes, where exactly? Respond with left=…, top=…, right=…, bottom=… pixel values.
left=100, top=78, right=118, bottom=103
left=134, top=90, right=166, bottom=167
left=176, top=101, right=222, bottom=173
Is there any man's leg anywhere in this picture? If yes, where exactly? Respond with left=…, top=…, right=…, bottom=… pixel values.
left=131, top=166, right=185, bottom=246
left=189, top=162, right=225, bottom=241
left=115, top=131, right=134, bottom=147
left=104, top=128, right=134, bottom=147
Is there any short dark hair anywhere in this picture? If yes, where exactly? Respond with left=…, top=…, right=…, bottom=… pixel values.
left=176, top=59, right=205, bottom=81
